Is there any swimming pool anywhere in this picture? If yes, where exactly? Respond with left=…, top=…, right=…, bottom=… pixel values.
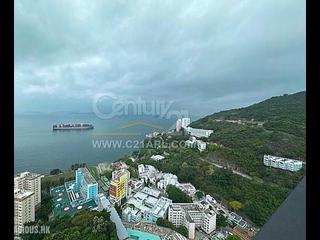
left=127, top=228, right=161, bottom=240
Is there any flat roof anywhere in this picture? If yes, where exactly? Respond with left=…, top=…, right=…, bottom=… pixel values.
left=78, top=168, right=97, bottom=184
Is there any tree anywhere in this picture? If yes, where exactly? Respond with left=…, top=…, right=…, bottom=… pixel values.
left=176, top=226, right=188, bottom=237
left=216, top=214, right=228, bottom=228
left=230, top=201, right=242, bottom=211
left=227, top=235, right=241, bottom=240
left=195, top=191, right=204, bottom=200
left=49, top=169, right=62, bottom=175
left=166, top=185, right=192, bottom=203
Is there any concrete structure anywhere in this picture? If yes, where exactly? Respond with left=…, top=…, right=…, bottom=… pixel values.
left=181, top=118, right=191, bottom=129
left=185, top=127, right=213, bottom=138
left=129, top=178, right=144, bottom=192
left=196, top=140, right=206, bottom=152
left=14, top=172, right=42, bottom=206
left=151, top=154, right=165, bottom=161
left=176, top=119, right=182, bottom=132
left=122, top=187, right=172, bottom=223
left=14, top=189, right=35, bottom=235
left=74, top=168, right=98, bottom=202
left=157, top=173, right=179, bottom=190
left=109, top=169, right=130, bottom=204
left=178, top=183, right=197, bottom=197
left=263, top=155, right=303, bottom=172
left=168, top=203, right=216, bottom=239
left=228, top=212, right=247, bottom=228
left=95, top=193, right=129, bottom=240
left=138, top=164, right=162, bottom=185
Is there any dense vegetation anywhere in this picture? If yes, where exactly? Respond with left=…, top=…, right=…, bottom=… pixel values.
left=125, top=91, right=306, bottom=226
left=22, top=210, right=118, bottom=240
left=156, top=218, right=188, bottom=237
left=166, top=184, right=193, bottom=203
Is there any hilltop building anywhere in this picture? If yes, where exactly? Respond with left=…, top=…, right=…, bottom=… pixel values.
left=185, top=127, right=213, bottom=138
left=176, top=119, right=182, bottom=132
left=263, top=155, right=303, bottom=172
left=150, top=154, right=165, bottom=161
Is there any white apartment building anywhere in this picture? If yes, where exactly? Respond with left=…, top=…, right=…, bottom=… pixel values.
left=150, top=155, right=165, bottom=161
left=14, top=189, right=35, bottom=235
left=168, top=203, right=216, bottom=239
left=157, top=173, right=179, bottom=190
left=181, top=118, right=191, bottom=129
left=176, top=119, right=182, bottom=132
left=185, top=127, right=213, bottom=138
left=196, top=140, right=206, bottom=152
left=138, top=164, right=162, bottom=185
left=263, top=155, right=303, bottom=172
left=14, top=172, right=42, bottom=206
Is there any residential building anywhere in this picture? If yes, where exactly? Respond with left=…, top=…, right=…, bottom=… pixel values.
left=109, top=168, right=130, bottom=204
left=74, top=168, right=98, bottom=202
left=168, top=203, right=216, bottom=239
left=157, top=173, right=179, bottom=190
left=138, top=164, right=162, bottom=185
left=178, top=183, right=197, bottom=197
left=263, top=155, right=303, bottom=172
left=196, top=140, right=206, bottom=152
left=151, top=154, right=165, bottom=161
left=176, top=119, right=182, bottom=132
left=228, top=212, right=247, bottom=228
left=14, top=172, right=42, bottom=207
left=185, top=127, right=213, bottom=138
left=122, top=187, right=172, bottom=223
left=14, top=189, right=35, bottom=235
left=181, top=118, right=191, bottom=129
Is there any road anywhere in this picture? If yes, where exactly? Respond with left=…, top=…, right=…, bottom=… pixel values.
left=201, top=158, right=253, bottom=180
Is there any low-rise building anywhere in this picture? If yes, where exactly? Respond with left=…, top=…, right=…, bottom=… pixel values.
left=185, top=127, right=213, bottom=138
left=122, top=187, right=172, bottom=223
left=178, top=183, right=197, bottom=197
left=228, top=213, right=247, bottom=228
left=168, top=203, right=216, bottom=239
left=263, top=155, right=303, bottom=172
left=151, top=154, right=165, bottom=161
left=157, top=173, right=179, bottom=190
left=138, top=164, right=162, bottom=185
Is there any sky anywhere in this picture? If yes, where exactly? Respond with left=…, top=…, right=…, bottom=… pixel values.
left=14, top=0, right=306, bottom=117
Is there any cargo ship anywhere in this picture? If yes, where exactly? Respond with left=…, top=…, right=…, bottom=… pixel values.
left=52, top=123, right=94, bottom=130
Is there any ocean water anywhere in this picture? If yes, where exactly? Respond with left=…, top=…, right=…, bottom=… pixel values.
left=14, top=113, right=174, bottom=174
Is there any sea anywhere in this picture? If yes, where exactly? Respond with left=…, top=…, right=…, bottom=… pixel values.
left=14, top=112, right=178, bottom=174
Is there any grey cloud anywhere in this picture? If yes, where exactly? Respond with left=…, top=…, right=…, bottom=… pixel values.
left=14, top=0, right=305, bottom=115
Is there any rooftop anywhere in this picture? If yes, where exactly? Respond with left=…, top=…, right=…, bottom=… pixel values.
left=14, top=189, right=34, bottom=200
left=78, top=168, right=97, bottom=184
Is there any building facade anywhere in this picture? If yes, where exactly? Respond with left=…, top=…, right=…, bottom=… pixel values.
left=263, top=155, right=303, bottom=172
left=109, top=169, right=130, bottom=204
left=168, top=203, right=216, bottom=239
left=185, top=127, right=213, bottom=138
left=181, top=118, right=191, bottom=129
left=14, top=172, right=42, bottom=207
left=14, top=189, right=35, bottom=235
left=122, top=187, right=172, bottom=224
left=74, top=168, right=98, bottom=201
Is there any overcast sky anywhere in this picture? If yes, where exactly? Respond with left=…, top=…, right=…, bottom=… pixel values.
left=14, top=0, right=305, bottom=117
